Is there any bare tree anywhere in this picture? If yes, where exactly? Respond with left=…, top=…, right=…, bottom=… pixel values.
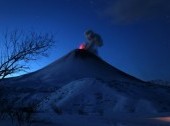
left=0, top=30, right=55, bottom=80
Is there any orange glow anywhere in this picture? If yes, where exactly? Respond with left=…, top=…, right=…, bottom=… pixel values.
left=79, top=43, right=86, bottom=50
left=154, top=117, right=170, bottom=122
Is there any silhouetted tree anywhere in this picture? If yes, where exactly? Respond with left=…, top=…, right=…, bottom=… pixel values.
left=0, top=30, right=55, bottom=80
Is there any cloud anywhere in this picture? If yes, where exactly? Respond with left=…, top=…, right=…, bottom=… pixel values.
left=103, top=0, right=170, bottom=24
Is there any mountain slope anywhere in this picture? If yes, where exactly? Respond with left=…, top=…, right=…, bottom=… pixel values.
left=37, top=78, right=170, bottom=115
left=6, top=49, right=143, bottom=89
left=37, top=78, right=156, bottom=115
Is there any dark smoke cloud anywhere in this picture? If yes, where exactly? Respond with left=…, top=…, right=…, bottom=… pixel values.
left=103, top=0, right=170, bottom=24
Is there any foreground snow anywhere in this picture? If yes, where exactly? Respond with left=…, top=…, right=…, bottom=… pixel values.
left=1, top=78, right=170, bottom=126
left=1, top=113, right=170, bottom=126
left=38, top=78, right=158, bottom=115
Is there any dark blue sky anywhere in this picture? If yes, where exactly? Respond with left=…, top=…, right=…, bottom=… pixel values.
left=0, top=0, right=170, bottom=81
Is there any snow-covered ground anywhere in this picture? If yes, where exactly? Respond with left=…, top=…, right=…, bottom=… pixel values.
left=1, top=113, right=170, bottom=126
left=149, top=80, right=170, bottom=86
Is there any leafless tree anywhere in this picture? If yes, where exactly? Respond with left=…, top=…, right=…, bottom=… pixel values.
left=0, top=30, right=55, bottom=80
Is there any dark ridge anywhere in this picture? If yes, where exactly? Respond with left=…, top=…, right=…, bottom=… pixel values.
left=73, top=49, right=144, bottom=82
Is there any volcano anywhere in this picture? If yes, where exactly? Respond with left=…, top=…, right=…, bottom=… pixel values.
left=6, top=49, right=143, bottom=88
left=1, top=49, right=170, bottom=126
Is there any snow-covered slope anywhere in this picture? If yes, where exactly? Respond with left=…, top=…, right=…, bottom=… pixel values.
left=4, top=49, right=142, bottom=89
left=37, top=78, right=156, bottom=115
left=149, top=80, right=170, bottom=86
left=37, top=78, right=170, bottom=115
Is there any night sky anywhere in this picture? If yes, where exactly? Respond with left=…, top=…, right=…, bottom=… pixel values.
left=0, top=0, right=170, bottom=81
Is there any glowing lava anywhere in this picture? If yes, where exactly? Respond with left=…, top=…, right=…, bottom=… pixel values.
left=79, top=43, right=86, bottom=50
